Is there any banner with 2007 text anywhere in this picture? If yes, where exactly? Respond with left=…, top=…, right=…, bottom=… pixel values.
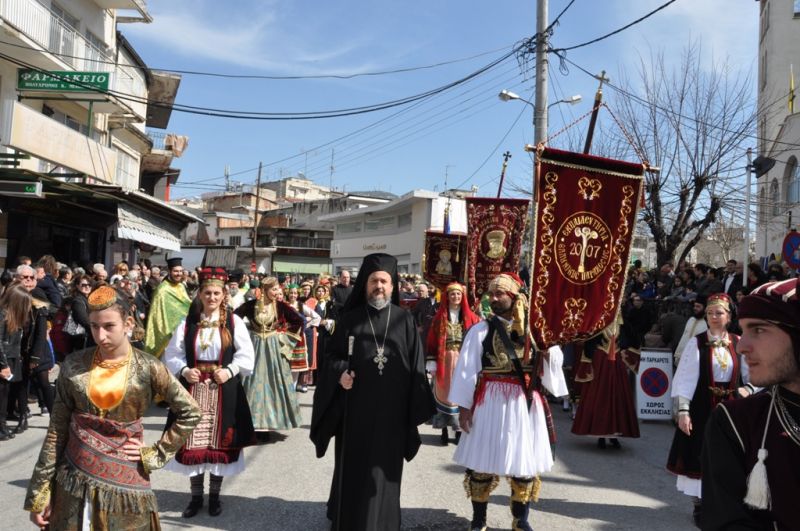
left=529, top=147, right=644, bottom=351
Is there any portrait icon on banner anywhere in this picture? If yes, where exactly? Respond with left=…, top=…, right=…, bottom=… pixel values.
left=435, top=249, right=453, bottom=275
left=485, top=229, right=508, bottom=259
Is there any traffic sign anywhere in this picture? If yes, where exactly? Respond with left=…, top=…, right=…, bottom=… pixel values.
left=636, top=348, right=673, bottom=420
left=641, top=368, right=669, bottom=397
left=782, top=231, right=800, bottom=269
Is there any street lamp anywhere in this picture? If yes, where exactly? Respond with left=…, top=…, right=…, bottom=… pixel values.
left=497, top=89, right=582, bottom=109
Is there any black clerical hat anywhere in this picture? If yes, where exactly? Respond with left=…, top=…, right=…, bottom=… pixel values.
left=342, top=253, right=400, bottom=313
left=228, top=268, right=244, bottom=283
left=166, top=256, right=182, bottom=269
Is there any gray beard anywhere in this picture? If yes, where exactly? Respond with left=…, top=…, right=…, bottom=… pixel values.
left=368, top=295, right=390, bottom=310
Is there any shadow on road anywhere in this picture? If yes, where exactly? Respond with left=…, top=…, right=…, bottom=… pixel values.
left=155, top=489, right=469, bottom=530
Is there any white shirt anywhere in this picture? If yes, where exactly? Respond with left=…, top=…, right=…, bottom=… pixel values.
left=449, top=319, right=567, bottom=409
left=164, top=310, right=255, bottom=378
left=674, top=317, right=708, bottom=364
left=671, top=333, right=751, bottom=401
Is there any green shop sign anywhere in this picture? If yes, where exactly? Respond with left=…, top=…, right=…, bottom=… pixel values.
left=17, top=70, right=110, bottom=92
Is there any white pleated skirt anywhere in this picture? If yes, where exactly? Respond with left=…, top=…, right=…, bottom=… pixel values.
left=676, top=475, right=702, bottom=498
left=164, top=452, right=246, bottom=477
left=452, top=380, right=554, bottom=477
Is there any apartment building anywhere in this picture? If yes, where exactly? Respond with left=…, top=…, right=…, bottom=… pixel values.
left=0, top=0, right=198, bottom=268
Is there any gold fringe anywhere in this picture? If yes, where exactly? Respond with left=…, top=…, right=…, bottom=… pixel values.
left=27, top=481, right=52, bottom=513
left=531, top=476, right=542, bottom=503
left=465, top=471, right=499, bottom=502
left=56, top=465, right=156, bottom=515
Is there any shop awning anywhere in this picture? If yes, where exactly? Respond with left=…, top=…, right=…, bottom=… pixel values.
left=272, top=256, right=331, bottom=275
left=203, top=247, right=238, bottom=269
left=117, top=203, right=181, bottom=251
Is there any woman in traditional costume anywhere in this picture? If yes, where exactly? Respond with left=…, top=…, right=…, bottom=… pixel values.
left=235, top=276, right=304, bottom=435
left=163, top=267, right=256, bottom=518
left=24, top=286, right=201, bottom=530
left=313, top=279, right=337, bottom=370
left=285, top=283, right=321, bottom=393
left=666, top=292, right=753, bottom=526
left=571, top=315, right=641, bottom=448
left=425, top=282, right=480, bottom=445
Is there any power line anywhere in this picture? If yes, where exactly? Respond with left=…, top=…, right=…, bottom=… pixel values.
left=552, top=52, right=800, bottom=153
left=0, top=35, right=517, bottom=80
left=551, top=0, right=678, bottom=53
left=0, top=46, right=520, bottom=119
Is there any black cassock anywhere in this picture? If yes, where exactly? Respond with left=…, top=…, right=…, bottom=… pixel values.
left=311, top=302, right=435, bottom=531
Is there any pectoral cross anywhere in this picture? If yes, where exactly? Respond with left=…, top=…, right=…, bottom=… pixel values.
left=374, top=348, right=388, bottom=375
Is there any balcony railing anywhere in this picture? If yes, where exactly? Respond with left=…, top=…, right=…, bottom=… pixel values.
left=147, top=130, right=168, bottom=150
left=0, top=0, right=145, bottom=111
left=275, top=236, right=332, bottom=249
left=0, top=0, right=112, bottom=71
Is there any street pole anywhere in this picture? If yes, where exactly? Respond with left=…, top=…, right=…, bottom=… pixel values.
left=534, top=0, right=548, bottom=145
left=744, top=148, right=753, bottom=289
left=252, top=161, right=263, bottom=271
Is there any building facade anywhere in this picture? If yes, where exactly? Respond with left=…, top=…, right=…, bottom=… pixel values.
left=0, top=0, right=197, bottom=269
left=322, top=190, right=466, bottom=276
left=756, top=0, right=800, bottom=259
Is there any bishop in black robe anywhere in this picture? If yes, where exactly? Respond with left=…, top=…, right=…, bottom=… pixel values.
left=311, top=253, right=435, bottom=531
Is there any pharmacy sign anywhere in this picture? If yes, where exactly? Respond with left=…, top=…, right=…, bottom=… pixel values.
left=17, top=70, right=110, bottom=92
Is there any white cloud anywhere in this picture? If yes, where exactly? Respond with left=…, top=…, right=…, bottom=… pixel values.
left=124, top=1, right=380, bottom=75
left=616, top=0, right=758, bottom=70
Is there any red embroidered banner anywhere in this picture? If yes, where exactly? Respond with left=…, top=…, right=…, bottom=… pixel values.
left=529, top=147, right=644, bottom=350
left=466, top=197, right=530, bottom=303
left=423, top=231, right=467, bottom=291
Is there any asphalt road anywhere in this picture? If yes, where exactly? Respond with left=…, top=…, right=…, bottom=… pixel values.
left=2, top=390, right=692, bottom=530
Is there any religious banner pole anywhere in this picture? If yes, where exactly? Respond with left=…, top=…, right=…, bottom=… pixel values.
left=496, top=151, right=512, bottom=198
left=582, top=70, right=610, bottom=155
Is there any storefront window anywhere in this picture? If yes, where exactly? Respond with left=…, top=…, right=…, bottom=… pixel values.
left=337, top=221, right=362, bottom=234
left=365, top=216, right=395, bottom=231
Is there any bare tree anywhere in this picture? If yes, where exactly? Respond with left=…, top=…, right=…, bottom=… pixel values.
left=608, top=43, right=755, bottom=266
left=704, top=213, right=745, bottom=264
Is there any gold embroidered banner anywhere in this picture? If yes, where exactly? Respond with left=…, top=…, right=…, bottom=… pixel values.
left=423, top=231, right=467, bottom=291
left=465, top=197, right=530, bottom=303
left=529, top=147, right=644, bottom=350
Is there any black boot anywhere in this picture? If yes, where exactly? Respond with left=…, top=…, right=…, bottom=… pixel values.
left=454, top=430, right=461, bottom=444
left=511, top=500, right=533, bottom=531
left=440, top=428, right=449, bottom=446
left=0, top=420, right=14, bottom=440
left=208, top=494, right=222, bottom=516
left=596, top=437, right=606, bottom=449
left=469, top=500, right=487, bottom=531
left=181, top=496, right=203, bottom=518
left=609, top=438, right=621, bottom=449
left=14, top=414, right=28, bottom=434
left=692, top=500, right=702, bottom=528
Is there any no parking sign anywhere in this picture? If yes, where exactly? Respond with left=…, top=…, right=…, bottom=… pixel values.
left=636, top=348, right=673, bottom=420
left=782, top=231, right=800, bottom=269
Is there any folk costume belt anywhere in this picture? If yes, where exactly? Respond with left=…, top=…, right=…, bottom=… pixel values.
left=708, top=382, right=735, bottom=398
left=65, top=411, right=151, bottom=490
left=196, top=363, right=220, bottom=374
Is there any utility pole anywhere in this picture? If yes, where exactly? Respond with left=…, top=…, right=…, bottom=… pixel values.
left=224, top=164, right=230, bottom=192
left=329, top=148, right=335, bottom=191
left=533, top=0, right=549, bottom=145
left=743, top=148, right=752, bottom=289
left=252, top=162, right=263, bottom=270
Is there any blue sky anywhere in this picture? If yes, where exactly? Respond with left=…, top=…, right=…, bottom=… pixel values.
left=123, top=0, right=759, bottom=199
